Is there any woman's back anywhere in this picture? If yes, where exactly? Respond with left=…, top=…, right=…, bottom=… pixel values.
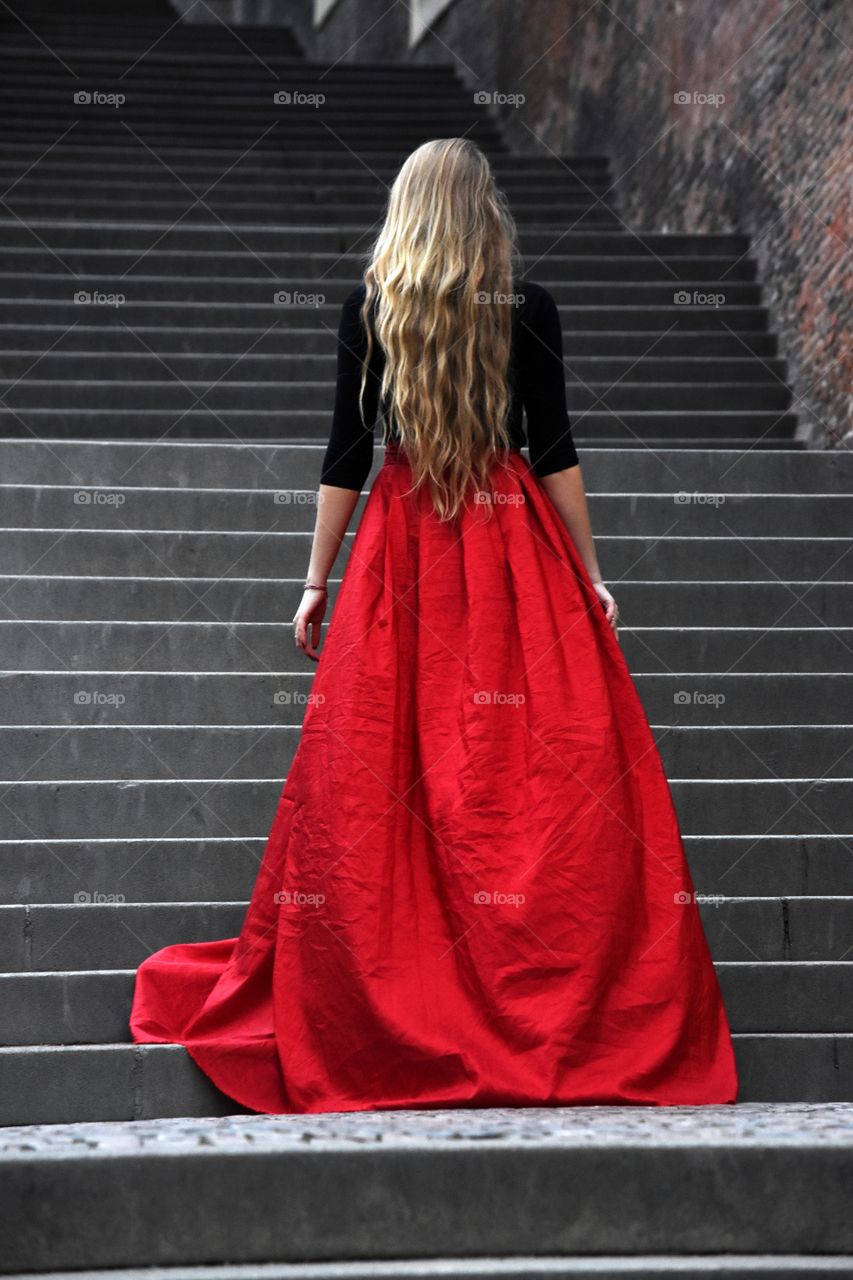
left=320, top=279, right=579, bottom=492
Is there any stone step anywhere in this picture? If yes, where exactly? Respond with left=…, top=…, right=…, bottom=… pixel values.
left=0, top=220, right=749, bottom=256
left=3, top=835, right=849, bottom=905
left=0, top=1041, right=850, bottom=1119
left=11, top=194, right=612, bottom=221
left=0, top=301, right=768, bottom=331
left=2, top=383, right=792, bottom=416
left=2, top=671, right=848, bottom=726
left=5, top=1258, right=853, bottom=1279
left=2, top=575, right=849, bottom=627
left=1, top=1105, right=853, bottom=1269
left=0, top=528, right=843, bottom=579
left=0, top=896, right=834, bottom=968
left=2, top=963, right=852, bottom=1045
left=2, top=276, right=763, bottom=306
left=0, top=723, right=847, bottom=783
left=0, top=140, right=606, bottom=166
left=0, top=124, right=506, bottom=151
left=0, top=410, right=798, bottom=439
left=0, top=97, right=501, bottom=119
left=3, top=487, right=844, bottom=536
left=0, top=621, right=848, bottom=674
left=0, top=251, right=756, bottom=283
left=1, top=443, right=835, bottom=489
left=0, top=326, right=782, bottom=360
left=1, top=177, right=614, bottom=204
left=0, top=352, right=781, bottom=384
left=0, top=26, right=304, bottom=49
left=0, top=778, right=848, bottom=843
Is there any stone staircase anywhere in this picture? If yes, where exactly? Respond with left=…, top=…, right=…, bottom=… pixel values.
left=0, top=1, right=799, bottom=446
left=1, top=1, right=853, bottom=1274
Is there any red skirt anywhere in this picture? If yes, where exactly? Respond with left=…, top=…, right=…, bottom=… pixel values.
left=130, top=445, right=738, bottom=1111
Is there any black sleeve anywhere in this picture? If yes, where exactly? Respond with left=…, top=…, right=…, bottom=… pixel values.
left=518, top=284, right=579, bottom=476
left=319, top=286, right=380, bottom=491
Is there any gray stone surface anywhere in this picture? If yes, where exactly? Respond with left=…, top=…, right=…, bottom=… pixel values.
left=1, top=1103, right=852, bottom=1156
left=3, top=1106, right=853, bottom=1271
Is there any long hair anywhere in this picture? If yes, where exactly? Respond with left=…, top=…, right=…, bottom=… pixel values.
left=360, top=138, right=521, bottom=522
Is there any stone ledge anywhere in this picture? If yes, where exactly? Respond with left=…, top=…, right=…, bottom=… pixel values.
left=2, top=1102, right=852, bottom=1157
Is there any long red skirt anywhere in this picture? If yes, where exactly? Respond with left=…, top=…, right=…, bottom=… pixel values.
left=130, top=445, right=738, bottom=1111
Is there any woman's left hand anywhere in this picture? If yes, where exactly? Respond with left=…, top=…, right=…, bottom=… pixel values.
left=293, top=587, right=327, bottom=661
left=592, top=581, right=619, bottom=634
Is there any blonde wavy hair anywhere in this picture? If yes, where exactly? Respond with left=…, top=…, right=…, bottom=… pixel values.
left=359, top=138, right=521, bottom=521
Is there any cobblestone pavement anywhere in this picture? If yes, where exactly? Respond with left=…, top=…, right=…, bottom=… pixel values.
left=2, top=1103, right=852, bottom=1157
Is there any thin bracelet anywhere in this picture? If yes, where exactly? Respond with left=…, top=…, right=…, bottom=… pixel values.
left=303, top=582, right=327, bottom=593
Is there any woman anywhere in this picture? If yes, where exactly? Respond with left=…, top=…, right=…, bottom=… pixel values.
left=130, top=138, right=738, bottom=1111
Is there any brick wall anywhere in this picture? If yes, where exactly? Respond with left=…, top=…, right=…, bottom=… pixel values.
left=492, top=0, right=852, bottom=449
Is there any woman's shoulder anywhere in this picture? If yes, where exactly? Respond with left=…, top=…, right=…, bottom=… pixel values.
left=513, top=279, right=558, bottom=318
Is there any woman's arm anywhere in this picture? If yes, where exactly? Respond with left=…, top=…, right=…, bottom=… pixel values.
left=294, top=287, right=379, bottom=661
left=539, top=464, right=620, bottom=633
left=293, top=485, right=360, bottom=661
left=519, top=284, right=618, bottom=634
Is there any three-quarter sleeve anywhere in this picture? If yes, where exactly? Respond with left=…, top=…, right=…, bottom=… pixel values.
left=518, top=284, right=579, bottom=476
left=319, top=285, right=380, bottom=491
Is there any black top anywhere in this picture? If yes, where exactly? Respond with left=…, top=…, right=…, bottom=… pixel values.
left=320, top=280, right=579, bottom=491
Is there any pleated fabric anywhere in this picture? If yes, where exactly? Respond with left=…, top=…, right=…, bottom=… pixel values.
left=130, top=445, right=738, bottom=1111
